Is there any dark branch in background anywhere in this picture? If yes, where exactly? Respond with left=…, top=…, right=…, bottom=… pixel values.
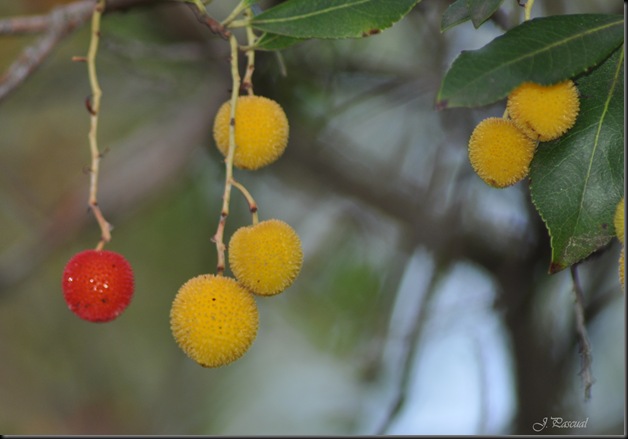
left=0, top=2, right=92, bottom=102
left=570, top=265, right=594, bottom=400
left=374, top=265, right=444, bottom=435
left=0, top=0, right=225, bottom=103
left=0, top=14, right=51, bottom=35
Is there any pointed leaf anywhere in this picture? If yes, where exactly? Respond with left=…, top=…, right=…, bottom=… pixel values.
left=441, top=0, right=471, bottom=32
left=468, top=0, right=504, bottom=29
left=251, top=0, right=421, bottom=40
left=436, top=14, right=624, bottom=109
left=530, top=47, right=624, bottom=273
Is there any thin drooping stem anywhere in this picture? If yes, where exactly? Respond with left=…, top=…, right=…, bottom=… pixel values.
left=241, top=7, right=257, bottom=95
left=524, top=0, right=534, bottom=20
left=212, top=34, right=241, bottom=274
left=85, top=0, right=112, bottom=251
left=231, top=179, right=259, bottom=225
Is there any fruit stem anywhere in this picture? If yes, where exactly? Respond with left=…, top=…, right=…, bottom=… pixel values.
left=231, top=178, right=259, bottom=225
left=524, top=0, right=534, bottom=21
left=213, top=34, right=241, bottom=275
left=85, top=0, right=112, bottom=250
left=241, top=7, right=256, bottom=96
left=221, top=0, right=248, bottom=27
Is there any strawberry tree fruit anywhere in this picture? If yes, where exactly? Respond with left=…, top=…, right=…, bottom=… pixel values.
left=213, top=95, right=289, bottom=170
left=506, top=80, right=580, bottom=142
left=229, top=219, right=303, bottom=296
left=468, top=117, right=536, bottom=188
left=61, top=249, right=135, bottom=323
left=170, top=274, right=259, bottom=367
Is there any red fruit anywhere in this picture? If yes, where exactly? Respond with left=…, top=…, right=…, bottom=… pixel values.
left=62, top=249, right=134, bottom=323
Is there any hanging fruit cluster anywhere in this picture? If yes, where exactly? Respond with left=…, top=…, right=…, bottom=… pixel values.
left=468, top=80, right=580, bottom=189
left=59, top=0, right=304, bottom=368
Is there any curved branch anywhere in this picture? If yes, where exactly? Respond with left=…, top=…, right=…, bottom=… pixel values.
left=0, top=3, right=92, bottom=102
left=0, top=0, right=180, bottom=103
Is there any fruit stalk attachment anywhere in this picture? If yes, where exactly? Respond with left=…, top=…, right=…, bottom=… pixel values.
left=212, top=34, right=241, bottom=275
left=78, top=0, right=111, bottom=250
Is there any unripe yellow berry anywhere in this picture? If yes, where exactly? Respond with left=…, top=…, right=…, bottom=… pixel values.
left=614, top=197, right=624, bottom=244
left=468, top=117, right=536, bottom=188
left=213, top=95, right=289, bottom=170
left=170, top=274, right=259, bottom=368
left=507, top=80, right=580, bottom=142
left=229, top=219, right=303, bottom=296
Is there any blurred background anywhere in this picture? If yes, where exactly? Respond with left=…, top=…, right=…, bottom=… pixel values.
left=0, top=0, right=624, bottom=435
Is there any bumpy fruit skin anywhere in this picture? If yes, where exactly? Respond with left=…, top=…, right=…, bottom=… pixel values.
left=614, top=197, right=624, bottom=244
left=213, top=95, right=289, bottom=170
left=62, top=250, right=134, bottom=323
left=507, top=80, right=580, bottom=142
left=468, top=117, right=536, bottom=188
left=170, top=275, right=259, bottom=368
left=229, top=219, right=303, bottom=296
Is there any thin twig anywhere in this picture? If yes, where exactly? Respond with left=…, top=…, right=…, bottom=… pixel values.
left=241, top=7, right=256, bottom=95
left=570, top=265, right=594, bottom=400
left=184, top=0, right=230, bottom=40
left=231, top=178, right=259, bottom=224
left=524, top=0, right=535, bottom=21
left=212, top=34, right=240, bottom=274
left=220, top=0, right=248, bottom=27
left=84, top=0, right=112, bottom=250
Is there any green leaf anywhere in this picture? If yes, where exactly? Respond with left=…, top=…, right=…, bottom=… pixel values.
left=530, top=47, right=624, bottom=273
left=436, top=14, right=624, bottom=109
left=441, top=0, right=470, bottom=32
left=440, top=0, right=503, bottom=32
left=253, top=32, right=307, bottom=51
left=250, top=0, right=421, bottom=40
left=468, top=0, right=504, bottom=29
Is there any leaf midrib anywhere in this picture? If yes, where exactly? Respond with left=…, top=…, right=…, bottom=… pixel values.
left=444, top=16, right=623, bottom=99
left=572, top=46, right=624, bottom=237
left=253, top=0, right=372, bottom=25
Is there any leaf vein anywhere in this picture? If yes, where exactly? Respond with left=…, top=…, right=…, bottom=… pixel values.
left=573, top=46, right=624, bottom=234
left=253, top=0, right=372, bottom=25
left=461, top=18, right=622, bottom=94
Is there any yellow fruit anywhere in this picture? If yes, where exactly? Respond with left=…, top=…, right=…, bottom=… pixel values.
left=170, top=274, right=259, bottom=367
left=507, top=80, right=580, bottom=141
left=468, top=117, right=537, bottom=188
left=614, top=197, right=624, bottom=244
left=213, top=95, right=289, bottom=170
left=229, top=219, right=303, bottom=296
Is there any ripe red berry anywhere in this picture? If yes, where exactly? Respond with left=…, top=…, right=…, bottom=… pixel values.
left=61, top=249, right=135, bottom=323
